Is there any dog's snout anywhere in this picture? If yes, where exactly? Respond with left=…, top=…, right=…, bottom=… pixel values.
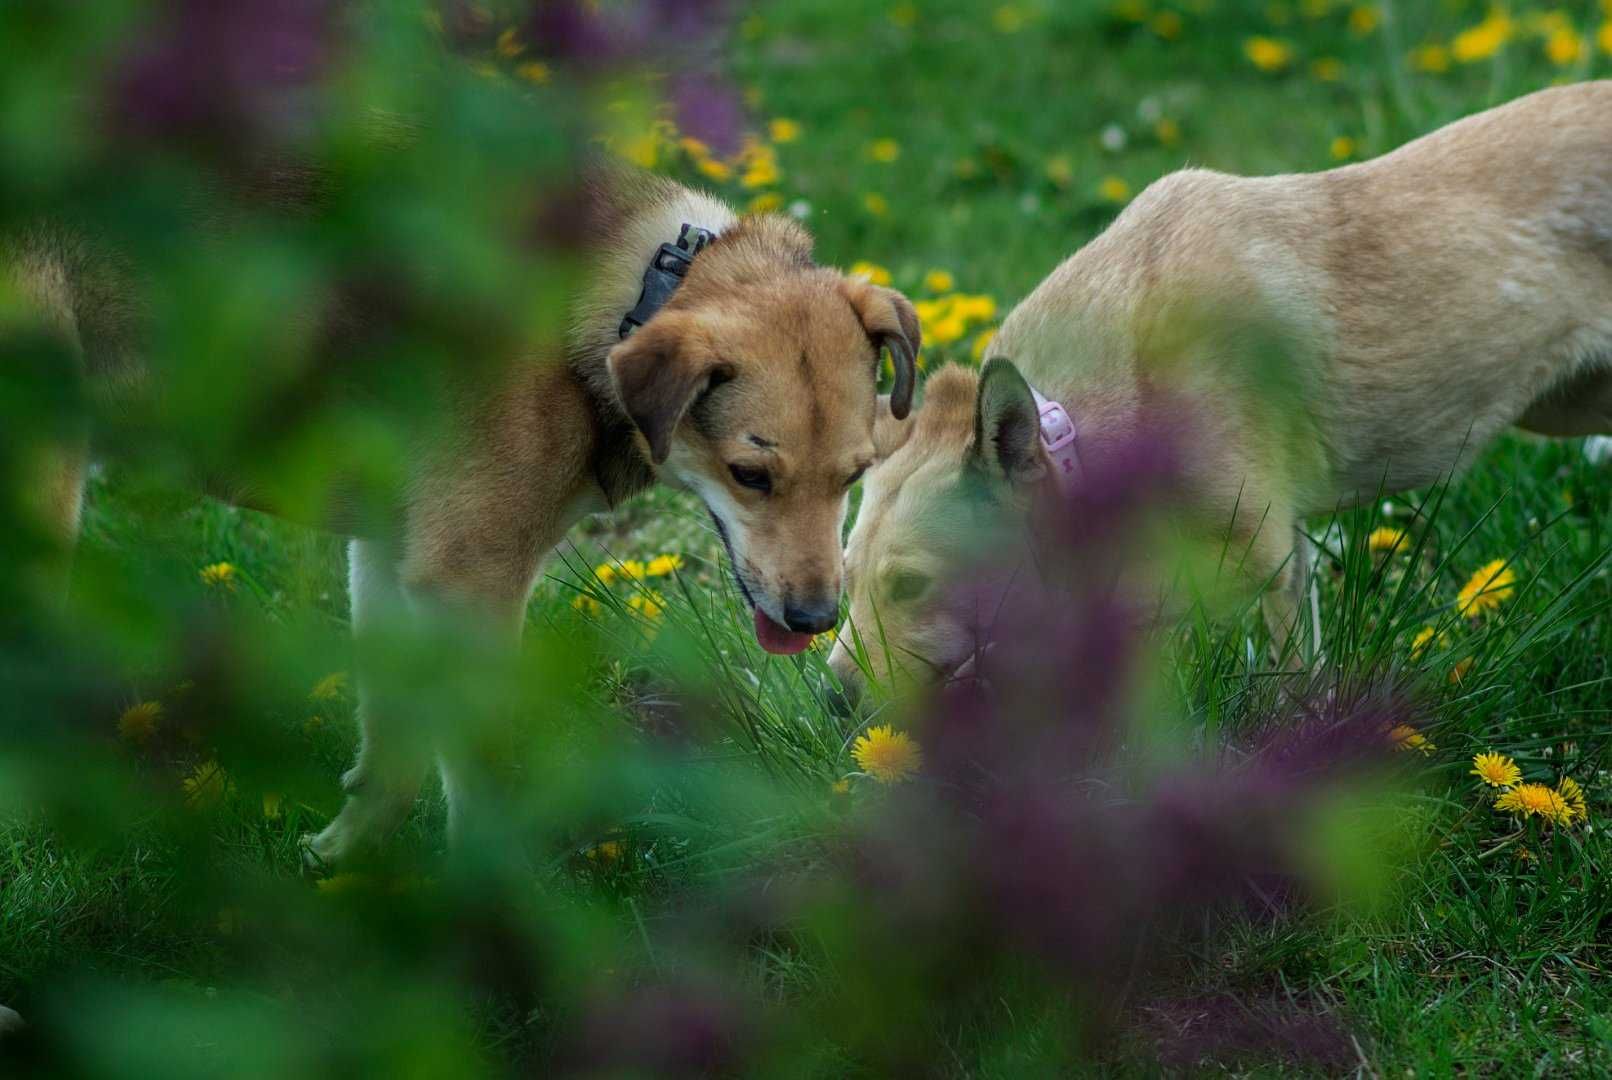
left=784, top=599, right=838, bottom=635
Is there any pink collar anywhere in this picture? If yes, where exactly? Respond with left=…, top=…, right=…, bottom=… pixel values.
left=1030, top=386, right=1081, bottom=495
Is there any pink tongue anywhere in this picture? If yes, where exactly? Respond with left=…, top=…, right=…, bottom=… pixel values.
left=754, top=608, right=814, bottom=655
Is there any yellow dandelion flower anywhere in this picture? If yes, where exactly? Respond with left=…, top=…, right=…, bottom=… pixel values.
left=628, top=590, right=666, bottom=620
left=678, top=135, right=711, bottom=160
left=515, top=61, right=550, bottom=84
left=852, top=724, right=923, bottom=784
left=494, top=27, right=524, bottom=58
left=182, top=760, right=234, bottom=810
left=972, top=327, right=998, bottom=362
left=1456, top=559, right=1516, bottom=618
left=929, top=314, right=968, bottom=346
left=696, top=157, right=732, bottom=183
left=613, top=132, right=660, bottom=169
left=1045, top=154, right=1075, bottom=188
left=769, top=118, right=802, bottom=143
left=1367, top=526, right=1407, bottom=554
left=309, top=670, right=349, bottom=703
left=1545, top=27, right=1584, bottom=66
left=1470, top=751, right=1521, bottom=788
left=1388, top=724, right=1434, bottom=754
left=262, top=791, right=283, bottom=820
left=1150, top=11, right=1183, bottom=39
left=646, top=554, right=684, bottom=577
left=1494, top=782, right=1572, bottom=826
left=1452, top=11, right=1512, bottom=64
left=586, top=839, right=623, bottom=862
left=993, top=5, right=1025, bottom=33
left=862, top=192, right=890, bottom=216
left=953, top=295, right=998, bottom=322
left=1154, top=117, right=1181, bottom=145
left=1411, top=43, right=1451, bottom=73
left=572, top=593, right=602, bottom=616
left=1244, top=36, right=1294, bottom=72
left=1097, top=175, right=1131, bottom=203
left=200, top=562, right=237, bottom=590
left=740, top=156, right=781, bottom=189
left=1410, top=625, right=1445, bottom=658
left=1311, top=57, right=1345, bottom=81
left=1330, top=136, right=1356, bottom=161
left=867, top=138, right=901, bottom=164
left=1558, top=776, right=1589, bottom=823
left=746, top=192, right=783, bottom=215
left=616, top=560, right=646, bottom=582
left=117, top=700, right=162, bottom=744
left=1112, top=0, right=1148, bottom=22
left=592, top=562, right=618, bottom=586
left=849, top=261, right=893, bottom=287
left=1348, top=5, right=1378, bottom=35
left=1600, top=23, right=1612, bottom=56
left=923, top=269, right=956, bottom=293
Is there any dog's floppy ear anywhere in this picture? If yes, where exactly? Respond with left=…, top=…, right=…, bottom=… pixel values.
left=839, top=279, right=921, bottom=420
left=873, top=393, right=915, bottom=460
left=970, top=357, right=1045, bottom=487
left=607, top=313, right=732, bottom=465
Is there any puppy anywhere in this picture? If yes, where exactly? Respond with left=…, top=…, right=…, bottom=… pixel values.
left=8, top=166, right=919, bottom=864
left=830, top=81, right=1612, bottom=699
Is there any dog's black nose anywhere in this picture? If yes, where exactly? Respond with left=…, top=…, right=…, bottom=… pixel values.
left=784, top=601, right=838, bottom=635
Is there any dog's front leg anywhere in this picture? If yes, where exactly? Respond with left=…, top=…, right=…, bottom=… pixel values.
left=306, top=538, right=436, bottom=868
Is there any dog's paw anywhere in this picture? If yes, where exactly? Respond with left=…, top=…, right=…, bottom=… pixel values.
left=0, top=1005, right=24, bottom=1037
left=1584, top=436, right=1612, bottom=466
left=303, top=787, right=418, bottom=871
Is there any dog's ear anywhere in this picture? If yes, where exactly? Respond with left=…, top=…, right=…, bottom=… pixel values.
left=606, top=314, right=732, bottom=465
left=873, top=394, right=915, bottom=460
left=839, top=279, right=921, bottom=420
left=970, top=357, right=1045, bottom=487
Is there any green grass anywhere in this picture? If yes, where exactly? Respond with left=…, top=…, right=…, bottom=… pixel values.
left=7, top=0, right=1612, bottom=1074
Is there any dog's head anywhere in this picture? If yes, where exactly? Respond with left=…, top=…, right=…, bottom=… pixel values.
left=828, top=359, right=1045, bottom=701
left=607, top=216, right=919, bottom=654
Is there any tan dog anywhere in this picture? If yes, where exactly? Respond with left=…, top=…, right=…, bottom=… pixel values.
left=830, top=81, right=1612, bottom=699
left=8, top=167, right=919, bottom=865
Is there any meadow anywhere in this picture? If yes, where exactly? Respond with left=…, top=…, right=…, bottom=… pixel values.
left=5, top=0, right=1612, bottom=1075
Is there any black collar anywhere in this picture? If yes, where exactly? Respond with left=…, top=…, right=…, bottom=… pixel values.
left=618, top=222, right=716, bottom=339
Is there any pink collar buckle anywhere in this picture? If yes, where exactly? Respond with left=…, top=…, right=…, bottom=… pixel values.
left=1030, top=386, right=1081, bottom=496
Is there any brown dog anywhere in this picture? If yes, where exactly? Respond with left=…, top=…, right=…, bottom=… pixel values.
left=831, top=81, right=1612, bottom=700
left=8, top=166, right=919, bottom=864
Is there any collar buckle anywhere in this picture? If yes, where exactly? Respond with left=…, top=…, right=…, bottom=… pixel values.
left=619, top=223, right=715, bottom=339
left=1029, top=386, right=1082, bottom=494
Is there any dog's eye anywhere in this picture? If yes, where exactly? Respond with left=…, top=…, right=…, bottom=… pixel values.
left=887, top=570, right=930, bottom=604
left=843, top=466, right=867, bottom=489
left=728, top=464, right=772, bottom=494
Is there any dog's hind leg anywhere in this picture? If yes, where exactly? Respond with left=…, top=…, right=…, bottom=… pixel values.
left=20, top=437, right=89, bottom=598
left=1516, top=364, right=1612, bottom=437
left=1236, top=508, right=1312, bottom=671
left=305, top=539, right=434, bottom=867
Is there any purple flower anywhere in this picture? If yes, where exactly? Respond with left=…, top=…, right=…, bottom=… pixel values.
left=108, top=0, right=340, bottom=148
